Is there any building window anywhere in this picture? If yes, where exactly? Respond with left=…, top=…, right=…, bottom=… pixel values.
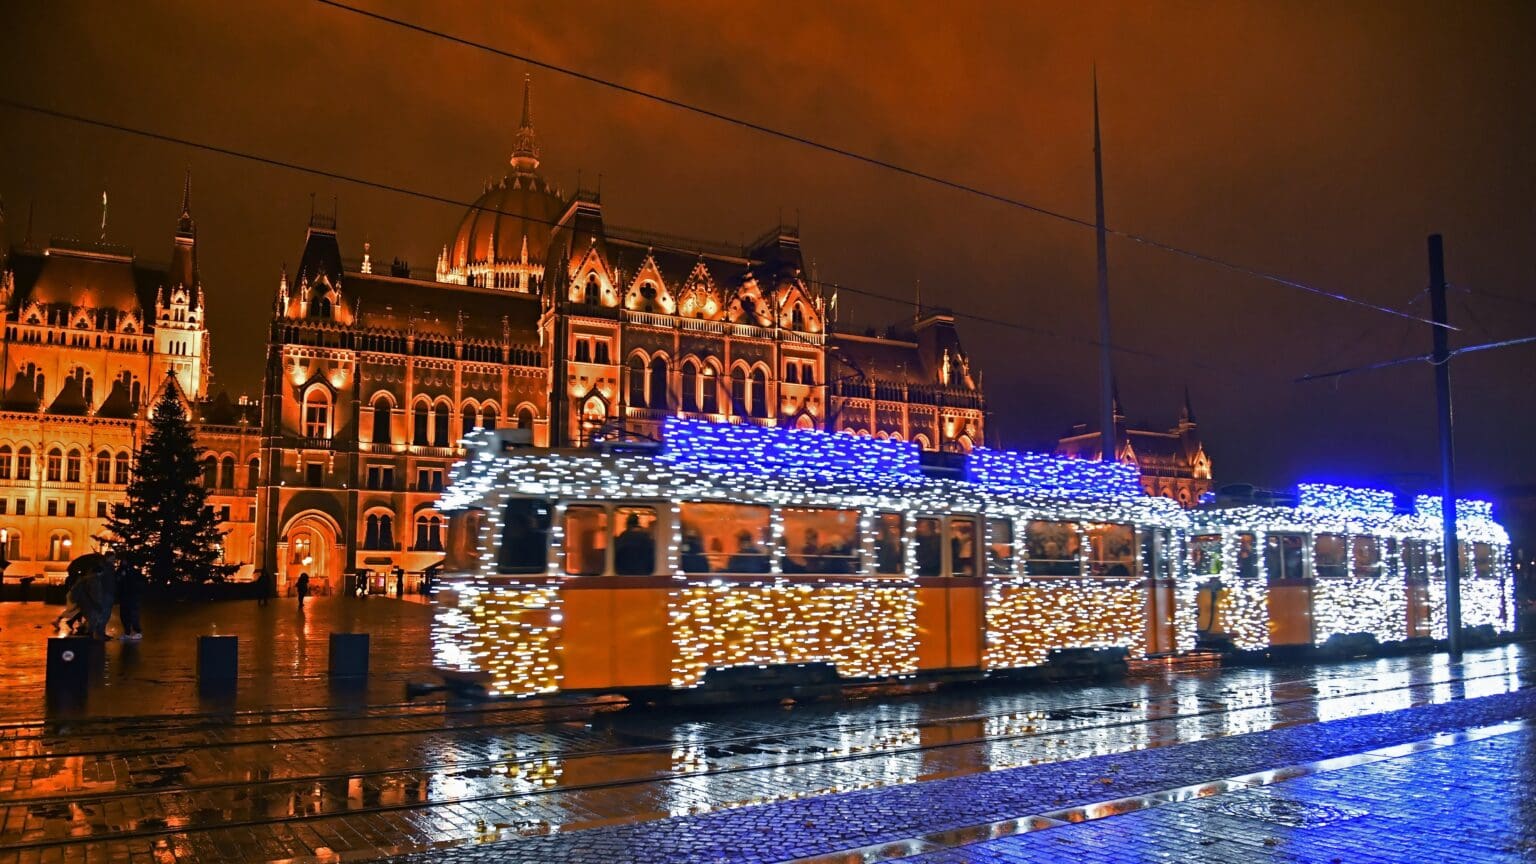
left=594, top=340, right=610, bottom=365
left=730, top=368, right=747, bottom=415
left=97, top=501, right=107, bottom=518
left=0, top=499, right=6, bottom=515
left=414, top=514, right=444, bottom=551
left=416, top=468, right=444, bottom=492
left=46, top=448, right=62, bottom=483
left=700, top=365, right=719, bottom=414
left=95, top=450, right=111, bottom=484
left=462, top=404, right=480, bottom=434
left=114, top=452, right=131, bottom=484
left=749, top=368, right=768, bottom=418
left=15, top=499, right=25, bottom=516
left=680, top=360, right=699, bottom=412
left=202, top=455, right=218, bottom=487
left=481, top=406, right=497, bottom=431
left=574, top=337, right=591, bottom=363
left=784, top=362, right=799, bottom=384
left=304, top=388, right=331, bottom=439
left=366, top=465, right=395, bottom=490
left=0, top=446, right=10, bottom=481
left=3, top=531, right=18, bottom=560
left=648, top=357, right=669, bottom=411
left=15, top=447, right=30, bottom=482
left=413, top=401, right=430, bottom=445
left=221, top=456, right=235, bottom=489
left=791, top=305, right=806, bottom=332
left=364, top=513, right=396, bottom=550
left=371, top=396, right=392, bottom=444
left=305, top=463, right=323, bottom=487
left=516, top=408, right=534, bottom=431
left=48, top=532, right=72, bottom=561
left=433, top=401, right=450, bottom=447
left=584, top=274, right=601, bottom=305
left=628, top=356, right=647, bottom=407
left=66, top=500, right=76, bottom=518
left=47, top=499, right=58, bottom=517
left=247, top=457, right=259, bottom=488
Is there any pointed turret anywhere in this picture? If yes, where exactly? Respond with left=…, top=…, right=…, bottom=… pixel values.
left=169, top=170, right=199, bottom=304
left=1179, top=386, right=1197, bottom=427
left=511, top=74, right=540, bottom=173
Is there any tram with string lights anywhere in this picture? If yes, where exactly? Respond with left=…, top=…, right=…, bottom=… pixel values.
left=428, top=419, right=1515, bottom=701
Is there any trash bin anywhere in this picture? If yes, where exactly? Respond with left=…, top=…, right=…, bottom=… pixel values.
left=46, top=637, right=101, bottom=702
left=198, top=635, right=238, bottom=684
left=329, top=632, right=369, bottom=677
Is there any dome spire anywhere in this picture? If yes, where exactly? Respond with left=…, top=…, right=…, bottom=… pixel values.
left=511, top=74, right=540, bottom=173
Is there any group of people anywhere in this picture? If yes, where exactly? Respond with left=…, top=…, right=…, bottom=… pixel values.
left=54, top=551, right=143, bottom=641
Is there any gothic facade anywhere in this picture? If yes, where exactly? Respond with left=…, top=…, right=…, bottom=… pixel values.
left=0, top=184, right=260, bottom=577
left=1055, top=391, right=1213, bottom=507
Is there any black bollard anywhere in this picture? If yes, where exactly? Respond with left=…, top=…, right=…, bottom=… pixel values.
left=329, top=632, right=369, bottom=678
left=197, top=635, right=238, bottom=690
left=46, top=637, right=101, bottom=707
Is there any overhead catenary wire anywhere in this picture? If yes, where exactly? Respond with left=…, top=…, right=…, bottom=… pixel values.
left=310, top=0, right=1451, bottom=332
left=0, top=94, right=1278, bottom=384
left=1295, top=333, right=1536, bottom=383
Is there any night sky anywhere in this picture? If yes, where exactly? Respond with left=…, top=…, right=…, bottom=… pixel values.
left=2, top=1, right=1532, bottom=494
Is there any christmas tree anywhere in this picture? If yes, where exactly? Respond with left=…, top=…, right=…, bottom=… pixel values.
left=104, top=378, right=233, bottom=585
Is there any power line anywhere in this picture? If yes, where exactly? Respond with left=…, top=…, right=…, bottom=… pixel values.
left=0, top=94, right=1269, bottom=384
left=311, top=0, right=1450, bottom=331
left=1295, top=333, right=1536, bottom=383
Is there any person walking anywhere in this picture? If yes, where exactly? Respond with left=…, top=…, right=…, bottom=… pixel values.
left=114, top=553, right=143, bottom=641
left=83, top=556, right=118, bottom=641
left=296, top=571, right=310, bottom=605
left=256, top=569, right=270, bottom=607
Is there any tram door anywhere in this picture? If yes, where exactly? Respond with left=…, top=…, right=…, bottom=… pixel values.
left=1267, top=533, right=1316, bottom=646
left=914, top=514, right=984, bottom=671
left=1142, top=529, right=1177, bottom=655
left=1402, top=540, right=1433, bottom=638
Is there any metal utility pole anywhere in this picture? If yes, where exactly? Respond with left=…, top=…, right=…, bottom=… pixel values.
left=1092, top=68, right=1116, bottom=463
left=1428, top=234, right=1463, bottom=656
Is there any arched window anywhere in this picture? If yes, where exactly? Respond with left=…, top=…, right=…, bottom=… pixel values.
left=66, top=449, right=82, bottom=483
left=584, top=273, right=601, bottom=305
left=82, top=375, right=94, bottom=405
left=433, top=399, right=451, bottom=446
left=247, top=456, right=259, bottom=489
left=310, top=291, right=332, bottom=319
left=413, top=400, right=430, bottom=445
left=648, top=357, right=670, bottom=411
left=627, top=356, right=647, bottom=407
left=364, top=514, right=380, bottom=550
left=700, top=363, right=719, bottom=414
left=221, top=456, right=235, bottom=489
left=202, top=455, right=218, bottom=487
left=750, top=368, right=768, bottom=418
left=4, top=531, right=19, bottom=561
left=95, top=449, right=111, bottom=484
left=791, top=305, right=806, bottom=332
left=516, top=408, right=534, bottom=430
left=730, top=367, right=748, bottom=415
left=46, top=448, right=63, bottom=483
left=481, top=406, right=497, bottom=431
left=415, top=514, right=443, bottom=551
left=462, top=404, right=480, bottom=434
left=680, top=360, right=699, bottom=412
left=303, top=388, right=331, bottom=438
left=0, top=445, right=11, bottom=481
left=114, top=451, right=130, bottom=484
left=49, top=531, right=73, bottom=562
left=378, top=514, right=394, bottom=549
left=371, top=396, right=392, bottom=444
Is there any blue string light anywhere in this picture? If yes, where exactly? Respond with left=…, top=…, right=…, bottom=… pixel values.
left=658, top=418, right=922, bottom=480
left=965, top=447, right=1144, bottom=501
left=1414, top=495, right=1496, bottom=524
left=1296, top=483, right=1397, bottom=518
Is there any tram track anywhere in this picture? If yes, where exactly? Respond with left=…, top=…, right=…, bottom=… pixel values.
left=1, top=655, right=1529, bottom=854
left=0, top=648, right=1511, bottom=762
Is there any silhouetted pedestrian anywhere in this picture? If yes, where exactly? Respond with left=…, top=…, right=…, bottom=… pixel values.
left=296, top=571, right=310, bottom=605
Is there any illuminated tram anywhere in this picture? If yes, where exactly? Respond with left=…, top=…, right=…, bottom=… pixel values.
left=431, top=418, right=1195, bottom=699
left=1190, top=484, right=1516, bottom=652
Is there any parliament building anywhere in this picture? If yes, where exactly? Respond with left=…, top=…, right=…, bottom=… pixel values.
left=0, top=79, right=986, bottom=593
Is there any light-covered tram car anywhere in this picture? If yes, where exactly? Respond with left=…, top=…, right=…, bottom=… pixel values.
left=430, top=419, right=1195, bottom=699
left=1190, top=484, right=1516, bottom=652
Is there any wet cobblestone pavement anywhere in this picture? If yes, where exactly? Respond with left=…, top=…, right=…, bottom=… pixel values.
left=0, top=598, right=1531, bottom=863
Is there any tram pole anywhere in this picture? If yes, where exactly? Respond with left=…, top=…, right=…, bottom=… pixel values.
left=1092, top=68, right=1116, bottom=464
left=1428, top=234, right=1463, bottom=657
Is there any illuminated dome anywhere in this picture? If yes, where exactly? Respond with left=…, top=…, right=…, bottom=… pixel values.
left=438, top=76, right=567, bottom=292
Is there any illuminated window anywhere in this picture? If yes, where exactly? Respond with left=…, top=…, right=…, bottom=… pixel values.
left=1234, top=532, right=1258, bottom=580
left=497, top=498, right=550, bottom=574
left=679, top=502, right=770, bottom=574
left=915, top=516, right=942, bottom=576
left=781, top=507, right=860, bottom=574
left=1085, top=523, right=1135, bottom=578
left=948, top=517, right=979, bottom=577
left=1265, top=533, right=1307, bottom=585
left=1314, top=534, right=1347, bottom=579
left=1026, top=521, right=1081, bottom=576
left=1191, top=533, right=1223, bottom=577
left=874, top=512, right=905, bottom=574
left=303, top=388, right=331, bottom=438
left=562, top=505, right=609, bottom=576
left=613, top=506, right=659, bottom=576
left=48, top=531, right=72, bottom=561
left=1352, top=536, right=1383, bottom=578
left=987, top=518, right=1014, bottom=575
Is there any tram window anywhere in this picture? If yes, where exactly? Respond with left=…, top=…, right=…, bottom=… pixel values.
left=874, top=512, right=905, bottom=574
left=1264, top=533, right=1306, bottom=585
left=563, top=505, right=609, bottom=576
left=612, top=506, right=659, bottom=575
left=1403, top=540, right=1429, bottom=585
left=781, top=507, right=860, bottom=574
left=1353, top=536, right=1383, bottom=578
left=915, top=517, right=942, bottom=576
left=1234, top=533, right=1258, bottom=580
left=986, top=518, right=1014, bottom=575
left=497, top=499, right=551, bottom=574
left=1473, top=542, right=1493, bottom=579
left=679, top=502, right=770, bottom=574
left=1026, top=521, right=1080, bottom=576
left=948, top=517, right=979, bottom=577
left=1086, top=523, right=1136, bottom=578
left=1144, top=529, right=1173, bottom=580
left=1314, top=534, right=1347, bottom=579
left=1191, top=534, right=1222, bottom=576
left=443, top=510, right=486, bottom=571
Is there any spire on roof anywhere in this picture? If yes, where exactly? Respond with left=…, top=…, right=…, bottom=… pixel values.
left=511, top=74, right=541, bottom=172
left=1180, top=385, right=1197, bottom=425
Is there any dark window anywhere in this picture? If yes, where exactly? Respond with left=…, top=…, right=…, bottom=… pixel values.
left=96, top=501, right=107, bottom=518
left=481, top=407, right=497, bottom=431
left=574, top=338, right=591, bottom=363
left=413, top=402, right=430, bottom=445
left=584, top=275, right=601, bottom=305
left=221, top=457, right=235, bottom=489
left=649, top=357, right=670, bottom=411
left=66, top=500, right=77, bottom=518
left=681, top=361, right=699, bottom=412
left=628, top=357, right=648, bottom=407
left=594, top=341, right=610, bottom=365
left=95, top=450, right=111, bottom=484
left=915, top=517, right=942, bottom=576
left=305, top=463, right=323, bottom=487
left=730, top=369, right=747, bottom=414
left=784, top=362, right=799, bottom=384
left=875, top=512, right=905, bottom=574
left=701, top=367, right=719, bottom=414
left=497, top=499, right=551, bottom=574
left=246, top=457, right=259, bottom=488
left=15, top=499, right=25, bottom=516
left=433, top=403, right=450, bottom=446
left=372, top=397, right=392, bottom=444
left=749, top=368, right=768, bottom=417
left=613, top=506, right=659, bottom=576
left=47, top=499, right=58, bottom=517
left=415, top=514, right=444, bottom=551
left=462, top=404, right=479, bottom=434
left=517, top=409, right=534, bottom=430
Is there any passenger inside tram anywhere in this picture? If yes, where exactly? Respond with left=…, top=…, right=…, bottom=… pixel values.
left=875, top=513, right=905, bottom=574
left=1315, top=534, right=1347, bottom=579
left=915, top=518, right=942, bottom=576
left=613, top=511, right=656, bottom=575
left=726, top=530, right=770, bottom=573
left=1026, top=520, right=1081, bottom=576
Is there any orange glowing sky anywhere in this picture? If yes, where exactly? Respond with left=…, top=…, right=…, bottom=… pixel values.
left=1, top=1, right=1533, bottom=491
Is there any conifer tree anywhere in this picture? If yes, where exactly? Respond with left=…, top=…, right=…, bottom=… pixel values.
left=104, top=379, right=232, bottom=585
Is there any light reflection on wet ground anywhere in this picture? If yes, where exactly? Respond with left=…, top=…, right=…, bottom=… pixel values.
left=0, top=597, right=1530, bottom=862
